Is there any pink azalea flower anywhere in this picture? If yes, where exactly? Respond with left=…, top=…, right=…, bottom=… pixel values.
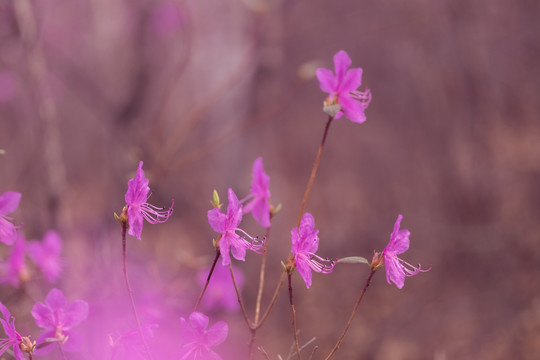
left=291, top=213, right=336, bottom=289
left=0, top=234, right=27, bottom=287
left=316, top=50, right=372, bottom=123
left=125, top=161, right=174, bottom=240
left=207, top=188, right=264, bottom=266
left=197, top=264, right=243, bottom=312
left=242, top=157, right=271, bottom=228
left=179, top=312, right=228, bottom=360
left=382, top=215, right=431, bottom=289
left=0, top=302, right=28, bottom=359
left=0, top=191, right=21, bottom=245
left=27, top=230, right=63, bottom=283
left=31, top=288, right=89, bottom=354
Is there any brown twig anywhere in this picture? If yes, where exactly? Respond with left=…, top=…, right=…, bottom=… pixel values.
left=229, top=263, right=254, bottom=329
left=296, top=115, right=334, bottom=226
left=324, top=269, right=376, bottom=360
left=288, top=272, right=302, bottom=360
left=194, top=246, right=221, bottom=312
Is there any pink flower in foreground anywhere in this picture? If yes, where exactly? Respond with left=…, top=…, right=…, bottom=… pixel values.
left=31, top=288, right=89, bottom=354
left=0, top=191, right=21, bottom=245
left=316, top=50, right=372, bottom=123
left=382, top=215, right=431, bottom=289
left=197, top=264, right=243, bottom=312
left=179, top=312, right=228, bottom=360
left=27, top=230, right=63, bottom=283
left=291, top=213, right=336, bottom=289
left=208, top=188, right=264, bottom=266
left=0, top=234, right=27, bottom=287
left=125, top=161, right=174, bottom=240
left=0, top=302, right=31, bottom=359
left=242, top=157, right=271, bottom=228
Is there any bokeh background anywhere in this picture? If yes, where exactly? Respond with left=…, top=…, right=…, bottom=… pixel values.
left=1, top=0, right=539, bottom=359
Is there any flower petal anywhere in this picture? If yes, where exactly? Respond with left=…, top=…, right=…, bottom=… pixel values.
left=339, top=94, right=366, bottom=124
left=207, top=208, right=227, bottom=234
left=219, top=239, right=232, bottom=266
left=188, top=312, right=209, bottom=333
left=64, top=300, right=89, bottom=328
left=0, top=191, right=21, bottom=215
left=229, top=235, right=247, bottom=262
left=316, top=68, right=336, bottom=93
left=384, top=256, right=405, bottom=289
left=333, top=50, right=352, bottom=84
left=125, top=161, right=150, bottom=206
left=205, top=321, right=228, bottom=347
left=295, top=254, right=313, bottom=289
left=386, top=215, right=410, bottom=254
left=127, top=205, right=144, bottom=240
left=31, top=302, right=55, bottom=329
left=226, top=189, right=242, bottom=229
left=337, top=67, right=363, bottom=93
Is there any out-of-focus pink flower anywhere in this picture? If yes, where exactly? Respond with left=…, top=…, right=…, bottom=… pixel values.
left=208, top=188, right=264, bottom=266
left=316, top=50, right=372, bottom=123
left=382, top=215, right=431, bottom=289
left=179, top=312, right=228, bottom=360
left=27, top=230, right=63, bottom=283
left=0, top=191, right=21, bottom=245
left=291, top=213, right=335, bottom=289
left=198, top=264, right=243, bottom=312
left=108, top=324, right=159, bottom=360
left=31, top=288, right=89, bottom=355
left=0, top=234, right=27, bottom=287
left=125, top=161, right=174, bottom=240
left=0, top=302, right=28, bottom=359
left=242, top=157, right=271, bottom=228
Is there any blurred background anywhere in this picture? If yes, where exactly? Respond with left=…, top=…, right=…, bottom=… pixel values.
left=1, top=0, right=539, bottom=359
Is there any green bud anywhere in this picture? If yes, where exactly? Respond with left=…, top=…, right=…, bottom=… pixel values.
left=210, top=190, right=222, bottom=208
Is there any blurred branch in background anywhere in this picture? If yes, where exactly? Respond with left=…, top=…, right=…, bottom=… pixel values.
left=14, top=0, right=67, bottom=230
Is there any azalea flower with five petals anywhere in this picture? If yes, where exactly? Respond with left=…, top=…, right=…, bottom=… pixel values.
left=382, top=214, right=431, bottom=289
left=291, top=213, right=335, bottom=289
left=316, top=50, right=372, bottom=123
left=124, top=161, right=174, bottom=240
left=31, top=288, right=89, bottom=354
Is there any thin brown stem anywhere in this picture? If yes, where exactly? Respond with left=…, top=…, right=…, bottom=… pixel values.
left=288, top=272, right=302, bottom=360
left=121, top=225, right=154, bottom=360
left=194, top=247, right=221, bottom=312
left=324, top=269, right=376, bottom=360
left=296, top=116, right=334, bottom=226
left=254, top=270, right=286, bottom=329
left=229, top=263, right=254, bottom=328
left=248, top=329, right=257, bottom=360
left=254, top=226, right=271, bottom=324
